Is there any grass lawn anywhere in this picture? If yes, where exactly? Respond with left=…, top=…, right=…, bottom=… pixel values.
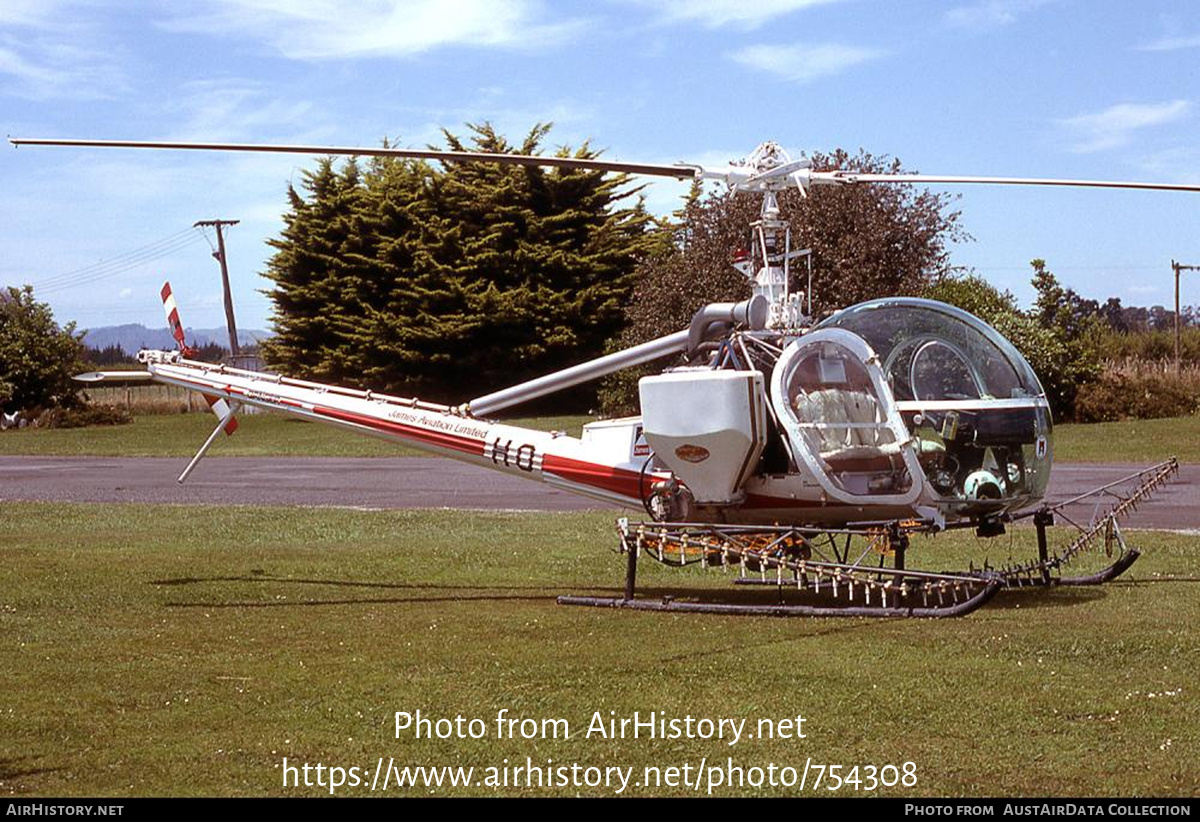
left=2, top=502, right=1197, bottom=797
left=1, top=410, right=1196, bottom=463
left=1052, top=415, right=1200, bottom=463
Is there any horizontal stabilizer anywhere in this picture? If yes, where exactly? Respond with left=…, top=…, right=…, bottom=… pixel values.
left=74, top=371, right=154, bottom=383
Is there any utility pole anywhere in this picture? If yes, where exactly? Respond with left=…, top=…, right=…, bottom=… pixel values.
left=1172, top=260, right=1198, bottom=371
left=194, top=219, right=242, bottom=358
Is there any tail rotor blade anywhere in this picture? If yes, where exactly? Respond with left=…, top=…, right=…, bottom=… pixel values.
left=161, top=281, right=187, bottom=350
left=159, top=281, right=238, bottom=437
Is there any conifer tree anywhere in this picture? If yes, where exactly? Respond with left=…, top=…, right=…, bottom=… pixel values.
left=262, top=124, right=655, bottom=404
left=262, top=158, right=375, bottom=382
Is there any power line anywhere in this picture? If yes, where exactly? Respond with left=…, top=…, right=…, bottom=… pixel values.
left=27, top=228, right=195, bottom=287
left=964, top=264, right=1170, bottom=273
left=36, top=232, right=205, bottom=294
left=18, top=228, right=207, bottom=295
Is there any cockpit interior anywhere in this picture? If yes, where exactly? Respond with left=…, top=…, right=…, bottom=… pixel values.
left=774, top=298, right=1053, bottom=514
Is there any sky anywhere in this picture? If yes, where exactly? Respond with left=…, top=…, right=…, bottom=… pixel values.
left=1, top=0, right=1199, bottom=335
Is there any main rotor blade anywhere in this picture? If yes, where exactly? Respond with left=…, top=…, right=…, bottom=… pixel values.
left=814, top=171, right=1200, bottom=193
left=8, top=137, right=700, bottom=180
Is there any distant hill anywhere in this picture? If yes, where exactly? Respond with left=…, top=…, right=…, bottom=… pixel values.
left=81, top=324, right=271, bottom=354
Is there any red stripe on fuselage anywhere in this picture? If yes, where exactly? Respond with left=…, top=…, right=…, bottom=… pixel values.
left=541, top=454, right=646, bottom=501
left=312, top=406, right=485, bottom=457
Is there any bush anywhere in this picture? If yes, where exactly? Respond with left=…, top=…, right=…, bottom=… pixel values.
left=1090, top=326, right=1200, bottom=363
left=32, top=403, right=133, bottom=429
left=0, top=286, right=86, bottom=412
left=1074, top=369, right=1200, bottom=422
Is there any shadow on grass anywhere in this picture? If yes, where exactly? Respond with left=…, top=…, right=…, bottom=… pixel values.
left=987, top=586, right=1107, bottom=611
left=163, top=592, right=560, bottom=608
left=1114, top=576, right=1200, bottom=584
left=151, top=574, right=557, bottom=592
left=150, top=572, right=1137, bottom=616
left=565, top=582, right=987, bottom=617
left=153, top=573, right=616, bottom=609
left=0, top=755, right=64, bottom=783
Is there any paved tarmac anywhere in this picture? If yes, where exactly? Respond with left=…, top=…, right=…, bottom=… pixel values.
left=0, top=455, right=1196, bottom=531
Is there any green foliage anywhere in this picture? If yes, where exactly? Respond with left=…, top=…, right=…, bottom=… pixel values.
left=1074, top=370, right=1200, bottom=423
left=0, top=285, right=86, bottom=411
left=262, top=156, right=375, bottom=383
left=1030, top=258, right=1104, bottom=344
left=33, top=403, right=133, bottom=429
left=1090, top=326, right=1200, bottom=362
left=921, top=272, right=1019, bottom=320
left=83, top=343, right=136, bottom=367
left=598, top=150, right=967, bottom=415
left=263, top=124, right=656, bottom=405
left=925, top=264, right=1102, bottom=421
left=1027, top=260, right=1103, bottom=416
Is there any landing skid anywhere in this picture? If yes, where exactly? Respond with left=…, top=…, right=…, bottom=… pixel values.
left=990, top=458, right=1177, bottom=590
left=557, top=458, right=1178, bottom=618
left=557, top=520, right=1003, bottom=618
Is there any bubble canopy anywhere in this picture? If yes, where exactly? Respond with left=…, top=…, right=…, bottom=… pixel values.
left=816, top=298, right=1046, bottom=403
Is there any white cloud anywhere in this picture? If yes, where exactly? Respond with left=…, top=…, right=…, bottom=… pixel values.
left=0, top=0, right=89, bottom=27
left=1059, top=100, right=1192, bottom=153
left=1138, top=33, right=1200, bottom=52
left=634, top=0, right=842, bottom=30
left=944, top=0, right=1051, bottom=30
left=728, top=42, right=884, bottom=84
left=158, top=0, right=584, bottom=60
left=1131, top=147, right=1200, bottom=186
left=0, top=44, right=65, bottom=86
left=0, top=4, right=127, bottom=99
left=163, top=80, right=318, bottom=143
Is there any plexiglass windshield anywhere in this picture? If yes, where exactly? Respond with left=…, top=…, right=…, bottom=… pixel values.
left=814, top=298, right=1052, bottom=511
left=816, top=298, right=1045, bottom=402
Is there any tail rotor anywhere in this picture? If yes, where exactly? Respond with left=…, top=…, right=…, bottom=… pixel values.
left=161, top=281, right=239, bottom=442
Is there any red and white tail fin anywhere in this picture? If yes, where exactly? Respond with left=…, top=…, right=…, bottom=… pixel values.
left=161, top=280, right=238, bottom=436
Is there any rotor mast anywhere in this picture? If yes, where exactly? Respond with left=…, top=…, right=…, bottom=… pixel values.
left=716, top=143, right=812, bottom=329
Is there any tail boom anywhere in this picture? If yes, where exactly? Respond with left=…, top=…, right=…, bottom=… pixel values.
left=137, top=349, right=655, bottom=508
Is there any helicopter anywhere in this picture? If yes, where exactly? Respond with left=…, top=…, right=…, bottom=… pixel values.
left=10, top=135, right=1192, bottom=618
